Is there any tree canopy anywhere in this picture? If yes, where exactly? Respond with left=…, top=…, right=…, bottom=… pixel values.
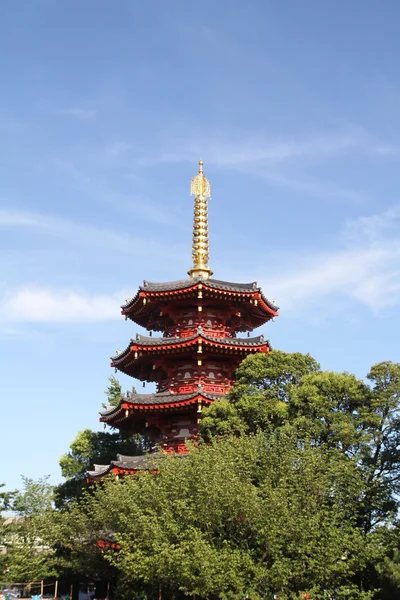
left=54, top=376, right=143, bottom=506
left=0, top=477, right=57, bottom=584
left=53, top=433, right=373, bottom=600
left=2, top=354, right=400, bottom=599
left=201, top=352, right=400, bottom=531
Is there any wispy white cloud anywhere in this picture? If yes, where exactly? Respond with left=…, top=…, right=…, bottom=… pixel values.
left=56, top=107, right=97, bottom=120
left=137, top=128, right=392, bottom=169
left=0, top=286, right=123, bottom=323
left=263, top=205, right=400, bottom=313
left=0, top=208, right=185, bottom=259
left=51, top=160, right=181, bottom=226
left=135, top=127, right=396, bottom=202
left=2, top=205, right=399, bottom=325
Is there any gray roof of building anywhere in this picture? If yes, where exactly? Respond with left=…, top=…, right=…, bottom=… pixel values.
left=121, top=276, right=279, bottom=312
left=100, top=389, right=222, bottom=416
left=111, top=332, right=269, bottom=362
left=142, top=277, right=258, bottom=292
left=87, top=451, right=187, bottom=479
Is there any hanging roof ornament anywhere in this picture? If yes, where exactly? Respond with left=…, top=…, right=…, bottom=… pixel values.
left=188, top=159, right=213, bottom=279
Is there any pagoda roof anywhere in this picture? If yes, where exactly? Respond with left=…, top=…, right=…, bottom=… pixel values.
left=101, top=390, right=221, bottom=418
left=111, top=332, right=269, bottom=363
left=88, top=453, right=151, bottom=478
left=142, top=277, right=260, bottom=293
left=87, top=451, right=186, bottom=480
left=122, top=276, right=279, bottom=312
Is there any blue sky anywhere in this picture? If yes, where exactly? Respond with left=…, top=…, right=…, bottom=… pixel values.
left=1, top=0, right=400, bottom=491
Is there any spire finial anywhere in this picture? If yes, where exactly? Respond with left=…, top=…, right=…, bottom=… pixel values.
left=188, top=160, right=213, bottom=279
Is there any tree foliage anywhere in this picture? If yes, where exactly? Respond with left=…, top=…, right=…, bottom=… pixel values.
left=54, top=433, right=378, bottom=600
left=3, top=353, right=400, bottom=598
left=201, top=352, right=400, bottom=529
left=103, top=375, right=124, bottom=408
left=201, top=351, right=320, bottom=439
left=0, top=483, right=15, bottom=514
left=55, top=428, right=143, bottom=506
left=0, top=477, right=57, bottom=584
left=55, top=376, right=142, bottom=506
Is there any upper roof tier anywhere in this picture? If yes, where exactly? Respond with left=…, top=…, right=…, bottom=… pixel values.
left=121, top=275, right=279, bottom=333
left=115, top=162, right=278, bottom=333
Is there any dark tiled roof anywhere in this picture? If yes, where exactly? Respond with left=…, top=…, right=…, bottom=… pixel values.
left=100, top=390, right=222, bottom=416
left=206, top=278, right=259, bottom=291
left=121, top=276, right=279, bottom=312
left=134, top=333, right=189, bottom=345
left=110, top=332, right=269, bottom=362
left=141, top=277, right=259, bottom=293
left=87, top=451, right=186, bottom=479
left=205, top=333, right=267, bottom=346
left=135, top=332, right=265, bottom=346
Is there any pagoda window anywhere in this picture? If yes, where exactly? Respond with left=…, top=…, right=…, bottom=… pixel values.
left=188, top=319, right=193, bottom=325
left=184, top=371, right=191, bottom=379
left=209, top=372, right=215, bottom=379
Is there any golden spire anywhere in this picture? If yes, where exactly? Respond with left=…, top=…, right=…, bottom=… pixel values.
left=188, top=160, right=213, bottom=279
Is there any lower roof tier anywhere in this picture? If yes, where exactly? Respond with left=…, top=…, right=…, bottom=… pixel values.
left=87, top=451, right=186, bottom=481
left=101, top=389, right=220, bottom=422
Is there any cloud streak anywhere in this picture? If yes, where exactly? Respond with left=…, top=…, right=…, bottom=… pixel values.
left=0, top=208, right=185, bottom=259
left=134, top=127, right=397, bottom=202
left=264, top=205, right=400, bottom=313
left=137, top=128, right=393, bottom=169
left=0, top=286, right=123, bottom=323
left=1, top=205, right=400, bottom=324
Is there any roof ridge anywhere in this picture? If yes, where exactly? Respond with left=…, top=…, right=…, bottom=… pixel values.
left=100, top=390, right=223, bottom=416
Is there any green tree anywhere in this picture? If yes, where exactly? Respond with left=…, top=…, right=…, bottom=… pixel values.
left=56, top=433, right=376, bottom=600
left=103, top=374, right=137, bottom=408
left=0, top=482, right=15, bottom=513
left=1, top=477, right=57, bottom=584
left=0, top=483, right=14, bottom=578
left=201, top=350, right=320, bottom=440
left=361, top=362, right=400, bottom=532
left=200, top=352, right=400, bottom=598
left=201, top=353, right=400, bottom=528
left=11, top=476, right=53, bottom=517
left=103, top=375, right=123, bottom=408
left=55, top=376, right=142, bottom=506
left=55, top=428, right=143, bottom=506
left=31, top=355, right=400, bottom=599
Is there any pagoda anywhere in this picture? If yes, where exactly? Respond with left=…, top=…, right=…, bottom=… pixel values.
left=88, top=161, right=278, bottom=481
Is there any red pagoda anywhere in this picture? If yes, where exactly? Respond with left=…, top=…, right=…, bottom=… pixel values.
left=88, top=161, right=278, bottom=480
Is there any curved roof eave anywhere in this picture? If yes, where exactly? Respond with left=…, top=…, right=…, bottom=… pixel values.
left=110, top=333, right=270, bottom=363
left=120, top=276, right=278, bottom=310
left=100, top=390, right=222, bottom=418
